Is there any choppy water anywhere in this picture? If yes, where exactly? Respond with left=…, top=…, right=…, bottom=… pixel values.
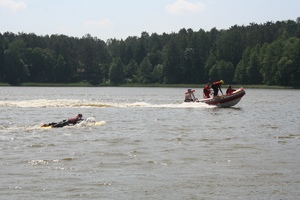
left=0, top=87, right=299, bottom=200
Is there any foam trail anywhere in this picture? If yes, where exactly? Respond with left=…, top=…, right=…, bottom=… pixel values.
left=0, top=99, right=212, bottom=108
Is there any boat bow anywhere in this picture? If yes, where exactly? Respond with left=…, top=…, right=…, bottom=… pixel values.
left=199, top=87, right=245, bottom=107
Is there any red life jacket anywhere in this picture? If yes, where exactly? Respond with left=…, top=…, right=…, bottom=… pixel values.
left=203, top=85, right=210, bottom=97
left=226, top=88, right=236, bottom=94
left=213, top=81, right=221, bottom=86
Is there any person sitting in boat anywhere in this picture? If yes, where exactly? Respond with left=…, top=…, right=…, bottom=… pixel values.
left=211, top=80, right=224, bottom=97
left=184, top=89, right=195, bottom=102
left=226, top=85, right=236, bottom=95
left=203, top=82, right=211, bottom=98
left=42, top=114, right=83, bottom=128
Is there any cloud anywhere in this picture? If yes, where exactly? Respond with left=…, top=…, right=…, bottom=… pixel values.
left=166, top=0, right=205, bottom=15
left=0, top=0, right=27, bottom=11
left=84, top=18, right=112, bottom=28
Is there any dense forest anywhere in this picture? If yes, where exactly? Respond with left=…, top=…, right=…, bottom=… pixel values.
left=1, top=18, right=300, bottom=87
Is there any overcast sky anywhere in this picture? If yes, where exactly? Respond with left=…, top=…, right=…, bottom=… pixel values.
left=1, top=0, right=299, bottom=41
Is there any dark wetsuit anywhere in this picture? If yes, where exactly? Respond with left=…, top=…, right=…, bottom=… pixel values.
left=211, top=81, right=223, bottom=97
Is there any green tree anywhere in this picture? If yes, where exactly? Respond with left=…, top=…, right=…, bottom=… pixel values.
left=281, top=37, right=300, bottom=86
left=162, top=38, right=181, bottom=83
left=124, top=59, right=138, bottom=83
left=25, top=47, right=56, bottom=83
left=0, top=33, right=5, bottom=82
left=137, top=57, right=152, bottom=83
left=109, top=58, right=124, bottom=84
left=54, top=55, right=67, bottom=83
left=182, top=47, right=194, bottom=83
left=215, top=26, right=245, bottom=67
left=248, top=48, right=262, bottom=84
left=190, top=29, right=211, bottom=83
left=261, top=41, right=282, bottom=85
left=4, top=39, right=29, bottom=85
left=209, top=60, right=234, bottom=82
left=291, top=39, right=300, bottom=86
left=219, top=60, right=235, bottom=83
left=208, top=63, right=219, bottom=81
left=204, top=53, right=217, bottom=82
left=234, top=60, right=247, bottom=84
left=152, top=64, right=164, bottom=83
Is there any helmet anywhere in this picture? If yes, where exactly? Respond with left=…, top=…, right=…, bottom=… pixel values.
left=220, top=80, right=224, bottom=84
left=78, top=114, right=83, bottom=118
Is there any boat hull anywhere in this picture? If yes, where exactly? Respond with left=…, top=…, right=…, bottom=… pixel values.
left=199, top=88, right=245, bottom=108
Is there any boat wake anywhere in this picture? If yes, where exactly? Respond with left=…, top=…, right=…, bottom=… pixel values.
left=0, top=99, right=212, bottom=109
left=0, top=117, right=106, bottom=132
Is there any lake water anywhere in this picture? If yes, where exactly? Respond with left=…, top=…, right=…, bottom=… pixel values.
left=0, top=86, right=299, bottom=200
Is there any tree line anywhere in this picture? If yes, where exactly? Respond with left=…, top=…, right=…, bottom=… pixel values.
left=0, top=18, right=300, bottom=87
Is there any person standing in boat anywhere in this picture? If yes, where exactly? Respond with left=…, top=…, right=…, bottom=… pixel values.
left=211, top=80, right=224, bottom=97
left=203, top=82, right=211, bottom=98
left=226, top=85, right=236, bottom=95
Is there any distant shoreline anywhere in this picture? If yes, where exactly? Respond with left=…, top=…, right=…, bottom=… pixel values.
left=0, top=82, right=296, bottom=89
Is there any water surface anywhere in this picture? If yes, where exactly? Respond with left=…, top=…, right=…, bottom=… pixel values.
left=0, top=87, right=299, bottom=199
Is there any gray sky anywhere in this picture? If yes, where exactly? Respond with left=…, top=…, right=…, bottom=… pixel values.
left=1, top=0, right=299, bottom=41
